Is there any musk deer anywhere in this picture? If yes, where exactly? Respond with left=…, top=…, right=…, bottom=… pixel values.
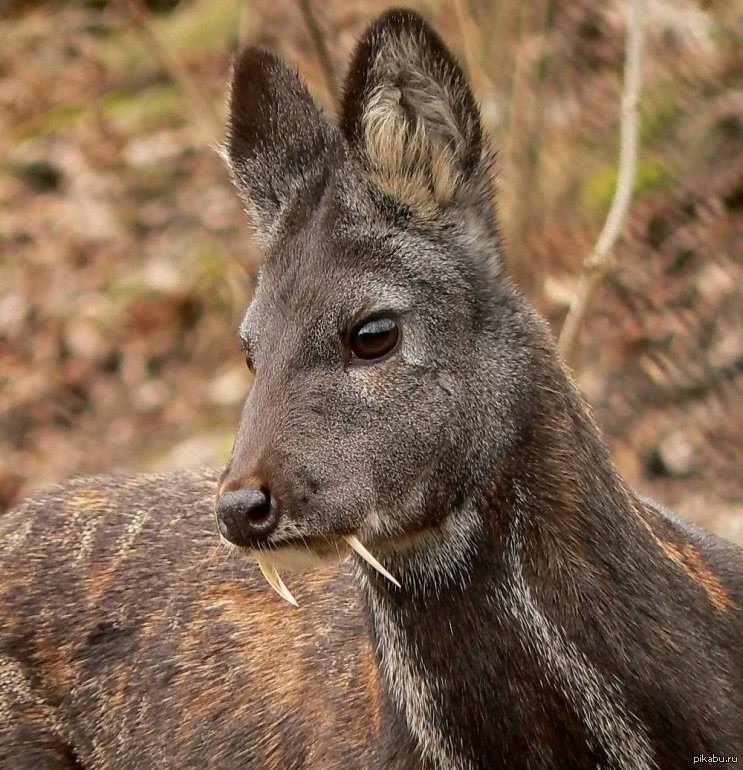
left=1, top=9, right=741, bottom=770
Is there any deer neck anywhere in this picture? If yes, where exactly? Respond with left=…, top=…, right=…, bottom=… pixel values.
left=360, top=362, right=657, bottom=770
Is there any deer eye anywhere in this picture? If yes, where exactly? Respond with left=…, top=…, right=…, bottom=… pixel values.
left=239, top=335, right=255, bottom=372
left=349, top=317, right=400, bottom=362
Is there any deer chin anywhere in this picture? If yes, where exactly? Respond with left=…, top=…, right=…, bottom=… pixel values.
left=261, top=541, right=345, bottom=572
left=221, top=529, right=403, bottom=607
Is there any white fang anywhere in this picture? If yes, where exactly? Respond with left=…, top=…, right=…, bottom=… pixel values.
left=256, top=554, right=299, bottom=607
left=344, top=535, right=401, bottom=588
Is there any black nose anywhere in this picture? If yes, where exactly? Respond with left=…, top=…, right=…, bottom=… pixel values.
left=215, top=487, right=279, bottom=547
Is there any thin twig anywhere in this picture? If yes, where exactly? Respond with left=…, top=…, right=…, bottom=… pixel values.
left=557, top=0, right=647, bottom=366
left=120, top=0, right=221, bottom=143
left=298, top=0, right=339, bottom=106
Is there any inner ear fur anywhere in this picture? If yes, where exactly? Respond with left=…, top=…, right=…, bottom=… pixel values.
left=340, top=9, right=492, bottom=216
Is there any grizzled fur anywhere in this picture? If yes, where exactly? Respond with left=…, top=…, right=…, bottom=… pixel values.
left=2, top=9, right=742, bottom=770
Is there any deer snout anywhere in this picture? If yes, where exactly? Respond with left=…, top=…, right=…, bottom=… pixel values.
left=215, top=485, right=279, bottom=547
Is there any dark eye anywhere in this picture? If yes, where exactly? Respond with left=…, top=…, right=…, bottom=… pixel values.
left=240, top=336, right=255, bottom=372
left=349, top=317, right=400, bottom=362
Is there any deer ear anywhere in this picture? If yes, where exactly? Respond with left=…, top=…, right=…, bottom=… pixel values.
left=224, top=48, right=341, bottom=245
left=340, top=9, right=493, bottom=224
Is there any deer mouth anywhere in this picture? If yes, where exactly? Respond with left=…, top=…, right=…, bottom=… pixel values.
left=224, top=531, right=401, bottom=608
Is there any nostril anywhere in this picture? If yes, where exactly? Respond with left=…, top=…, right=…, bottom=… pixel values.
left=216, top=486, right=279, bottom=547
left=244, top=486, right=272, bottom=526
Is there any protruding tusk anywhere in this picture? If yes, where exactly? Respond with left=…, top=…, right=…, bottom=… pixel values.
left=344, top=535, right=401, bottom=588
left=256, top=554, right=299, bottom=607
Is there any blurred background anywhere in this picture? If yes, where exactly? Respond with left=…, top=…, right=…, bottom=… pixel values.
left=0, top=0, right=741, bottom=542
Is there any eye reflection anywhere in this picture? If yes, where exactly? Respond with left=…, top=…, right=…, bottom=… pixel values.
left=349, top=317, right=400, bottom=362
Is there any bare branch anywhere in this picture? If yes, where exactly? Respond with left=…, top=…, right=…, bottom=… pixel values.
left=120, top=0, right=222, bottom=143
left=557, top=0, right=647, bottom=366
left=298, top=0, right=339, bottom=106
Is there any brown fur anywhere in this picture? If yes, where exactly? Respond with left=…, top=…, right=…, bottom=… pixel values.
left=634, top=504, right=732, bottom=613
left=2, top=9, right=742, bottom=770
left=0, top=471, right=391, bottom=769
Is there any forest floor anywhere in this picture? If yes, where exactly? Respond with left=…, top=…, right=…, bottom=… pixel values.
left=1, top=0, right=741, bottom=542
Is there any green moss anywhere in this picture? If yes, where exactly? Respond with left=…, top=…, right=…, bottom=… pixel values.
left=102, top=82, right=183, bottom=132
left=635, top=159, right=672, bottom=195
left=13, top=103, right=91, bottom=141
left=194, top=242, right=225, bottom=276
left=581, top=158, right=673, bottom=214
left=216, top=431, right=235, bottom=461
left=581, top=164, right=617, bottom=212
left=157, top=0, right=239, bottom=57
left=182, top=242, right=234, bottom=310
left=104, top=276, right=149, bottom=303
left=99, top=0, right=238, bottom=71
left=11, top=82, right=182, bottom=142
left=641, top=99, right=682, bottom=145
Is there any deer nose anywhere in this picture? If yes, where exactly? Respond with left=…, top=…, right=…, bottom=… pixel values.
left=215, top=487, right=279, bottom=547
